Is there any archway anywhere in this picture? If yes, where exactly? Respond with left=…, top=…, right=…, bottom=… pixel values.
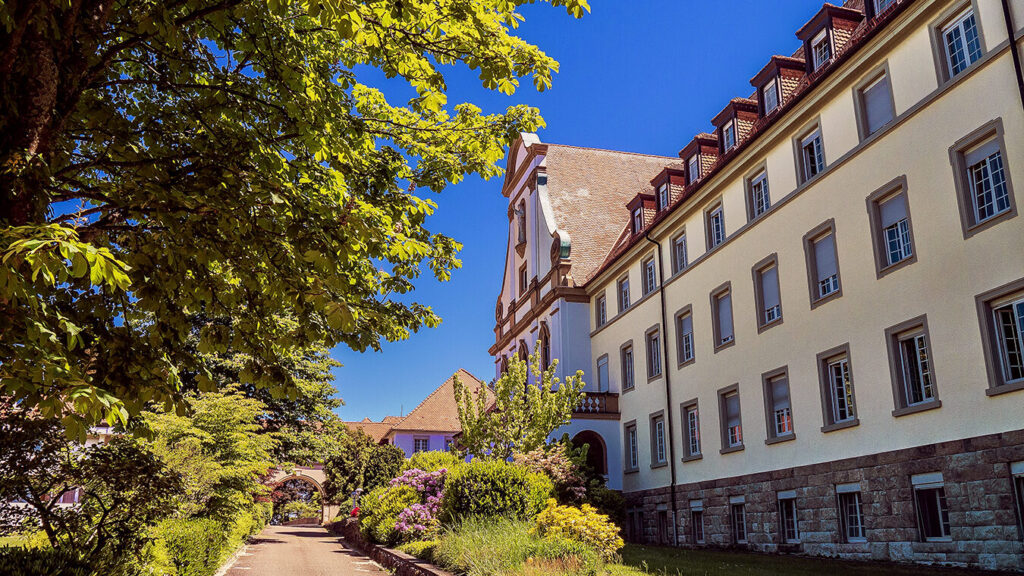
left=572, top=430, right=607, bottom=475
left=265, top=466, right=337, bottom=525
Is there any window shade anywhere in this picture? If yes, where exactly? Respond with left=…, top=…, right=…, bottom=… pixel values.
left=771, top=377, right=790, bottom=411
left=725, top=394, right=741, bottom=427
left=680, top=314, right=693, bottom=335
left=718, top=293, right=733, bottom=339
left=814, top=234, right=837, bottom=281
left=762, top=267, right=780, bottom=309
left=863, top=75, right=893, bottom=134
left=965, top=139, right=1000, bottom=167
left=879, top=193, right=908, bottom=227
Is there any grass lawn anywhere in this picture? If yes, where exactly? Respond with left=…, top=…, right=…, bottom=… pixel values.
left=618, top=544, right=1000, bottom=576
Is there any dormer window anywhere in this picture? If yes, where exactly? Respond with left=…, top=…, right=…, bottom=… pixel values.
left=811, top=29, right=832, bottom=71
left=657, top=184, right=670, bottom=211
left=762, top=80, right=780, bottom=115
left=722, top=120, right=736, bottom=152
left=687, top=154, right=700, bottom=184
left=632, top=208, right=643, bottom=235
left=874, top=0, right=896, bottom=15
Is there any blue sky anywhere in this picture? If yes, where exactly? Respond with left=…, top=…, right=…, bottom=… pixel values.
left=332, top=0, right=825, bottom=422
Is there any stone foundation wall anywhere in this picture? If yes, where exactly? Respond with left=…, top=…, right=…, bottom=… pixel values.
left=624, top=430, right=1024, bottom=571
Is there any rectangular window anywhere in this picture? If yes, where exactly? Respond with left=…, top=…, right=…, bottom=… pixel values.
left=682, top=401, right=701, bottom=460
left=886, top=317, right=940, bottom=415
left=642, top=257, right=657, bottom=295
left=731, top=501, right=748, bottom=543
left=687, top=154, right=700, bottom=184
left=977, top=280, right=1024, bottom=393
left=753, top=256, right=782, bottom=329
left=445, top=437, right=454, bottom=451
left=942, top=9, right=982, bottom=78
left=748, top=171, right=771, bottom=220
left=719, top=386, right=743, bottom=452
left=913, top=473, right=951, bottom=541
left=595, top=294, right=607, bottom=327
left=632, top=208, right=643, bottom=234
left=818, top=345, right=858, bottom=431
left=672, top=233, right=688, bottom=274
left=950, top=120, right=1016, bottom=238
left=837, top=486, right=867, bottom=542
left=650, top=413, right=666, bottom=466
left=625, top=423, right=639, bottom=471
left=596, top=355, right=609, bottom=393
left=707, top=204, right=725, bottom=249
left=676, top=309, right=694, bottom=365
left=858, top=71, right=894, bottom=138
left=779, top=496, right=800, bottom=543
left=763, top=370, right=794, bottom=440
left=867, top=180, right=916, bottom=276
left=621, top=344, right=635, bottom=391
left=413, top=437, right=429, bottom=453
left=646, top=327, right=662, bottom=379
left=812, top=29, right=832, bottom=70
left=993, top=297, right=1024, bottom=384
left=657, top=184, right=670, bottom=211
left=691, top=509, right=705, bottom=544
left=763, top=79, right=780, bottom=115
left=618, top=277, right=630, bottom=313
left=799, top=128, right=825, bottom=182
left=519, top=264, right=528, bottom=294
left=1012, top=462, right=1024, bottom=538
left=722, top=120, right=736, bottom=152
left=804, top=221, right=841, bottom=306
left=712, top=284, right=734, bottom=350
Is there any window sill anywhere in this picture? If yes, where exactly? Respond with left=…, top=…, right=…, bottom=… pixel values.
left=876, top=253, right=917, bottom=280
left=892, top=400, right=942, bottom=417
left=821, top=418, right=859, bottom=433
left=986, top=380, right=1024, bottom=397
left=677, top=357, right=695, bottom=369
left=624, top=468, right=639, bottom=475
left=809, top=289, right=842, bottom=310
left=720, top=444, right=745, bottom=455
left=757, top=317, right=784, bottom=334
left=647, top=373, right=663, bottom=384
left=682, top=453, right=703, bottom=463
left=713, top=339, right=736, bottom=354
left=650, top=462, right=668, bottom=470
left=621, top=385, right=636, bottom=395
left=765, top=433, right=796, bottom=446
left=963, top=206, right=1018, bottom=240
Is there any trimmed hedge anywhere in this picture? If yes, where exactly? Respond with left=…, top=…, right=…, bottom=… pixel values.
left=359, top=484, right=419, bottom=546
left=440, top=460, right=553, bottom=523
left=0, top=547, right=92, bottom=576
left=155, top=517, right=228, bottom=576
left=405, top=450, right=463, bottom=472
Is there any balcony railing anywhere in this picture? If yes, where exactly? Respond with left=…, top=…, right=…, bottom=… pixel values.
left=574, top=392, right=619, bottom=418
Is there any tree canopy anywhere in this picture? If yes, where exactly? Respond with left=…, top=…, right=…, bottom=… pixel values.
left=0, top=0, right=589, bottom=435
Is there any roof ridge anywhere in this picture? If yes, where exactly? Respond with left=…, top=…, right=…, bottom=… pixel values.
left=397, top=368, right=482, bottom=424
left=544, top=142, right=678, bottom=160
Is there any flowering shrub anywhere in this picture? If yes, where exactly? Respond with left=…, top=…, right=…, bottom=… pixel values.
left=389, top=468, right=447, bottom=541
left=512, top=443, right=586, bottom=502
left=532, top=499, right=624, bottom=561
left=359, top=485, right=419, bottom=546
left=390, top=468, right=446, bottom=497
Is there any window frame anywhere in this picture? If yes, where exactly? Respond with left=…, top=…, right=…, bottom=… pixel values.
left=836, top=485, right=867, bottom=543
left=816, top=343, right=860, bottom=432
left=948, top=118, right=1017, bottom=239
left=632, top=207, right=644, bottom=235
left=624, top=420, right=639, bottom=473
left=645, top=324, right=662, bottom=381
left=690, top=506, right=706, bottom=544
left=778, top=494, right=800, bottom=544
left=853, top=64, right=896, bottom=141
left=718, top=383, right=744, bottom=455
left=885, top=315, right=942, bottom=417
left=518, top=263, right=528, bottom=296
left=671, top=231, right=688, bottom=275
left=595, top=354, right=610, bottom=393
left=617, top=275, right=631, bottom=313
left=762, top=77, right=780, bottom=115
left=745, top=169, right=771, bottom=223
left=810, top=27, right=832, bottom=71
left=710, top=281, right=735, bottom=352
left=595, top=293, right=608, bottom=328
left=680, top=398, right=702, bottom=462
left=687, top=153, right=701, bottom=184
left=642, top=255, right=657, bottom=296
left=649, top=410, right=667, bottom=468
left=730, top=498, right=748, bottom=544
left=793, top=121, right=826, bottom=185
left=1012, top=462, right=1024, bottom=541
left=912, top=473, right=952, bottom=542
left=866, top=176, right=918, bottom=278
left=620, top=340, right=635, bottom=392
left=802, top=219, right=843, bottom=309
left=751, top=253, right=783, bottom=332
left=762, top=366, right=795, bottom=445
left=413, top=436, right=430, bottom=453
left=705, top=201, right=726, bottom=250
left=929, top=2, right=986, bottom=84
left=657, top=183, right=670, bottom=211
left=675, top=305, right=695, bottom=367
left=975, top=276, right=1024, bottom=395
left=721, top=119, right=736, bottom=153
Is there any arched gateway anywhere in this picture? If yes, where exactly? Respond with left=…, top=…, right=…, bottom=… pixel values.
left=265, top=465, right=339, bottom=524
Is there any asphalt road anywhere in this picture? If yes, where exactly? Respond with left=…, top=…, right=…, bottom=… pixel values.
left=224, top=525, right=389, bottom=576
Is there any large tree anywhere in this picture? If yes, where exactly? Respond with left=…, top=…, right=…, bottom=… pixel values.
left=0, top=0, right=588, bottom=436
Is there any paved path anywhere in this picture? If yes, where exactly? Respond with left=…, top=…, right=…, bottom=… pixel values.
left=224, top=525, right=389, bottom=576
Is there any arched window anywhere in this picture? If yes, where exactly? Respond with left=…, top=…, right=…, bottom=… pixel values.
left=539, top=323, right=551, bottom=371
left=499, top=355, right=509, bottom=375
left=518, top=340, right=529, bottom=363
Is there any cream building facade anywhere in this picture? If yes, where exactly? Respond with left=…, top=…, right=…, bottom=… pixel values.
left=494, top=0, right=1024, bottom=570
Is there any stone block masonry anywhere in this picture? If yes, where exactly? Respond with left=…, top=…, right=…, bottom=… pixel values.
left=624, top=430, right=1024, bottom=571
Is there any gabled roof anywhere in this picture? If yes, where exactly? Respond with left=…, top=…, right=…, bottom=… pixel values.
left=344, top=419, right=395, bottom=443
left=387, top=369, right=491, bottom=435
left=540, top=144, right=678, bottom=283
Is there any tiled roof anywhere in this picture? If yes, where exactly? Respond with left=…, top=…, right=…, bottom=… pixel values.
left=344, top=420, right=395, bottom=443
left=388, top=369, right=491, bottom=434
left=541, top=144, right=678, bottom=284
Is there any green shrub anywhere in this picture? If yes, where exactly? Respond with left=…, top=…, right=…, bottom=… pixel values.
left=396, top=539, right=439, bottom=561
left=155, top=517, right=229, bottom=576
left=0, top=547, right=92, bottom=576
left=359, top=484, right=419, bottom=546
left=441, top=460, right=553, bottom=522
left=532, top=499, right=623, bottom=561
left=585, top=483, right=625, bottom=525
left=406, top=450, right=463, bottom=472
